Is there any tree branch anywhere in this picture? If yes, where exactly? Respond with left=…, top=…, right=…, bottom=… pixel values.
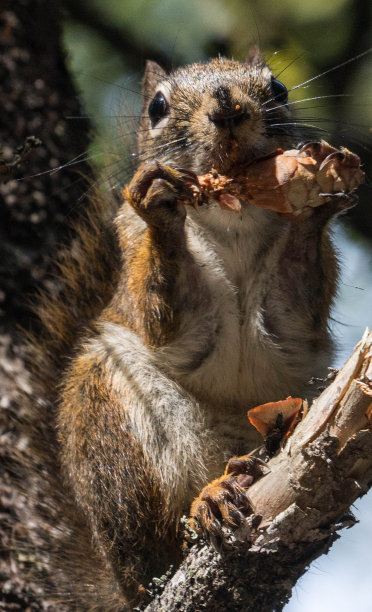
left=146, top=329, right=372, bottom=612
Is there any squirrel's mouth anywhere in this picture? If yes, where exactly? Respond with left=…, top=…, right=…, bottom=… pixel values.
left=207, top=135, right=275, bottom=173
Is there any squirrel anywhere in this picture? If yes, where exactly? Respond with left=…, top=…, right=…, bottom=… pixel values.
left=25, top=48, right=351, bottom=611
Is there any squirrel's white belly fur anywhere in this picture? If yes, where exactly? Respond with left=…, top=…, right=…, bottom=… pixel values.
left=90, top=203, right=330, bottom=509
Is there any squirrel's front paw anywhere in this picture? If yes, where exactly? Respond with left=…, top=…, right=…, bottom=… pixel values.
left=123, top=160, right=198, bottom=229
left=189, top=455, right=264, bottom=542
left=298, top=141, right=360, bottom=220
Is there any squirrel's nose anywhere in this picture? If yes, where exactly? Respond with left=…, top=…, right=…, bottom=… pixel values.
left=208, top=85, right=250, bottom=128
left=208, top=108, right=249, bottom=129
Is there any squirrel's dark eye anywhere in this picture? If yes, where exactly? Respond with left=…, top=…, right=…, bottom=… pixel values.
left=271, top=77, right=288, bottom=105
left=148, top=91, right=169, bottom=127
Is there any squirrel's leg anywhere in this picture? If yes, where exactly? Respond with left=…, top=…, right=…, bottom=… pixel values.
left=59, top=351, right=195, bottom=607
left=108, top=160, right=205, bottom=348
left=264, top=195, right=357, bottom=357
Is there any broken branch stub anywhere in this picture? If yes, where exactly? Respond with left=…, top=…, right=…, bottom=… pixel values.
left=247, top=327, right=372, bottom=530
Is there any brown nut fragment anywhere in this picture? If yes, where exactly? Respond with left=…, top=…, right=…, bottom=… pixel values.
left=192, top=141, right=364, bottom=215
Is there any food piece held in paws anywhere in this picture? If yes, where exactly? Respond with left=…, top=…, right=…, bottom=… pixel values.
left=248, top=397, right=303, bottom=457
left=190, top=141, right=364, bottom=215
left=189, top=455, right=265, bottom=539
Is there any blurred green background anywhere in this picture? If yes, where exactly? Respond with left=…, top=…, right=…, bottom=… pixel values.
left=60, top=1, right=372, bottom=611
left=62, top=0, right=372, bottom=235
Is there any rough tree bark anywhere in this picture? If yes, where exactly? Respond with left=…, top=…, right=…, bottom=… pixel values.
left=0, top=2, right=90, bottom=609
left=145, top=330, right=372, bottom=611
left=0, top=0, right=92, bottom=330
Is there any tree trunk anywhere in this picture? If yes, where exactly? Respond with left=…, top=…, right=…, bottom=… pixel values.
left=0, top=2, right=90, bottom=609
left=0, top=0, right=91, bottom=331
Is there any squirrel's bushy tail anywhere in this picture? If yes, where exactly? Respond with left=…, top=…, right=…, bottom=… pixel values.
left=29, top=188, right=121, bottom=396
left=12, top=189, right=131, bottom=610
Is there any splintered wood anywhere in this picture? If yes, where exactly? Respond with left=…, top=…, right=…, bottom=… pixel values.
left=192, top=141, right=365, bottom=215
left=248, top=328, right=372, bottom=523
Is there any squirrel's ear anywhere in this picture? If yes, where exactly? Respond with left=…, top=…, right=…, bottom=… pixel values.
left=142, top=60, right=167, bottom=98
left=245, top=45, right=266, bottom=68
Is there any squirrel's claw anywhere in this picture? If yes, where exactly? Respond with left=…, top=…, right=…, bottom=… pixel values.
left=189, top=454, right=264, bottom=542
left=189, top=474, right=252, bottom=540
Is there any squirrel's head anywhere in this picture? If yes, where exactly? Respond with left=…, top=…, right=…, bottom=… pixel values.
left=138, top=49, right=295, bottom=174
